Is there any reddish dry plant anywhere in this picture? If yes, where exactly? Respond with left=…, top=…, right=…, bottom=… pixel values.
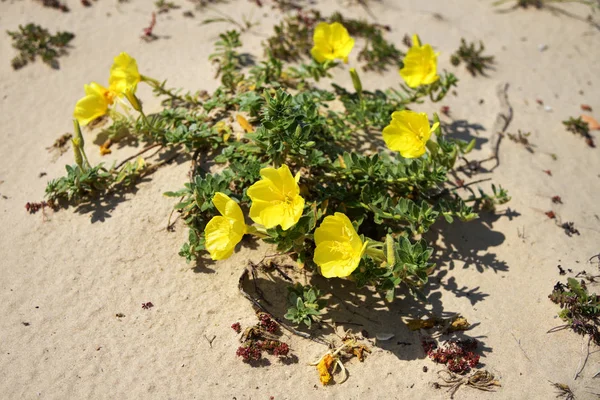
left=236, top=344, right=262, bottom=361
left=231, top=322, right=241, bottom=333
left=142, top=12, right=157, bottom=41
left=545, top=210, right=556, bottom=219
left=542, top=169, right=552, bottom=176
left=25, top=201, right=49, bottom=214
left=258, top=313, right=278, bottom=333
left=581, top=104, right=592, bottom=112
left=142, top=302, right=154, bottom=309
left=536, top=99, right=544, bottom=105
left=423, top=339, right=480, bottom=374
left=551, top=195, right=562, bottom=204
left=440, top=106, right=450, bottom=116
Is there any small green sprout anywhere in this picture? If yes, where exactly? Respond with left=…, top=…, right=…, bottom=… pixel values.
left=7, top=23, right=75, bottom=70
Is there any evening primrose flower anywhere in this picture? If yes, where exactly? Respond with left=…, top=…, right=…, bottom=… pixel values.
left=382, top=110, right=439, bottom=159
left=313, top=212, right=367, bottom=278
left=204, top=192, right=247, bottom=260
left=399, top=34, right=439, bottom=88
left=108, top=52, right=141, bottom=96
left=73, top=82, right=115, bottom=126
left=310, top=22, right=355, bottom=63
left=247, top=165, right=304, bottom=230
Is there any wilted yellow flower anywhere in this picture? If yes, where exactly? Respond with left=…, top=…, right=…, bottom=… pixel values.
left=204, top=192, right=247, bottom=260
left=247, top=165, right=305, bottom=230
left=108, top=52, right=141, bottom=96
left=314, top=212, right=367, bottom=278
left=382, top=110, right=439, bottom=158
left=73, top=82, right=115, bottom=126
left=399, top=34, right=439, bottom=88
left=310, top=22, right=355, bottom=64
left=317, top=354, right=334, bottom=385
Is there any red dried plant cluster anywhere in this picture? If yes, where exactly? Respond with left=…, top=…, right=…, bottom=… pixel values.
left=258, top=313, right=278, bottom=333
left=422, top=338, right=480, bottom=374
left=233, top=314, right=290, bottom=363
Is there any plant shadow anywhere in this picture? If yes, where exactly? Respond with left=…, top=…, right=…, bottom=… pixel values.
left=70, top=147, right=187, bottom=223
left=442, top=119, right=487, bottom=151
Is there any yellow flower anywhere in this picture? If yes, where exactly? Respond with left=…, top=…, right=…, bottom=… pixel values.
left=73, top=82, right=115, bottom=126
left=310, top=22, right=355, bottom=63
left=399, top=34, right=439, bottom=88
left=204, top=192, right=247, bottom=260
left=108, top=52, right=141, bottom=96
left=247, top=165, right=305, bottom=230
left=314, top=212, right=367, bottom=278
left=382, top=110, right=439, bottom=158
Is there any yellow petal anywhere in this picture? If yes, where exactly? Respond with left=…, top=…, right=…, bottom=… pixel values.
left=213, top=192, right=245, bottom=225
left=108, top=52, right=141, bottom=96
left=314, top=212, right=364, bottom=278
left=251, top=201, right=286, bottom=229
left=236, top=114, right=254, bottom=133
left=247, top=165, right=304, bottom=230
left=73, top=83, right=112, bottom=126
left=382, top=110, right=432, bottom=158
left=412, top=34, right=420, bottom=47
left=279, top=195, right=305, bottom=230
left=311, top=22, right=354, bottom=63
left=204, top=215, right=245, bottom=261
left=399, top=40, right=439, bottom=88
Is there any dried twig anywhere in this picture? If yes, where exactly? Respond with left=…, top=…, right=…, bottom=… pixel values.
left=115, top=143, right=162, bottom=170
left=437, top=369, right=501, bottom=399
left=574, top=335, right=592, bottom=380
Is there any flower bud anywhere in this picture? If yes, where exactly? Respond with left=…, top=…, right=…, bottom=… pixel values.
left=72, top=139, right=84, bottom=170
left=124, top=89, right=142, bottom=112
left=349, top=68, right=362, bottom=94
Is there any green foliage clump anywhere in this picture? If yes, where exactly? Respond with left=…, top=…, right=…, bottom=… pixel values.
left=45, top=24, right=508, bottom=308
left=7, top=23, right=75, bottom=70
left=549, top=277, right=600, bottom=345
left=450, top=38, right=495, bottom=77
left=563, top=116, right=595, bottom=147
left=264, top=10, right=404, bottom=72
left=285, top=284, right=326, bottom=327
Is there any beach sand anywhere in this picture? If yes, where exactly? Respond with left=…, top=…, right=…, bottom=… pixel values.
left=0, top=0, right=599, bottom=398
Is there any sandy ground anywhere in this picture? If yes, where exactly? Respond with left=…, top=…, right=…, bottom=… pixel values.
left=1, top=0, right=600, bottom=399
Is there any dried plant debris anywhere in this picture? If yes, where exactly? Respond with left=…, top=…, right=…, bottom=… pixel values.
left=155, top=0, right=179, bottom=13
left=35, top=0, right=69, bottom=12
left=450, top=38, right=495, bottom=77
left=436, top=369, right=501, bottom=399
left=549, top=277, right=600, bottom=345
left=406, top=314, right=470, bottom=333
left=47, top=133, right=73, bottom=158
left=422, top=338, right=480, bottom=374
left=7, top=24, right=75, bottom=70
left=234, top=312, right=292, bottom=363
left=506, top=130, right=534, bottom=152
left=561, top=222, right=580, bottom=237
left=494, top=0, right=599, bottom=11
left=551, top=382, right=575, bottom=400
left=310, top=331, right=370, bottom=385
left=563, top=116, right=595, bottom=148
